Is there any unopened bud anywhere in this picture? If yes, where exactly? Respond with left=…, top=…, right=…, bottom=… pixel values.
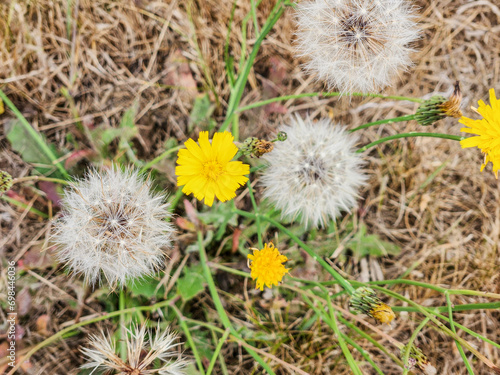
left=0, top=171, right=13, bottom=194
left=415, top=81, right=462, bottom=126
left=349, top=287, right=395, bottom=325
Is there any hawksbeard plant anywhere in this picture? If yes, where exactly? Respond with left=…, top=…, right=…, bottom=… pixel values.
left=4, top=0, right=500, bottom=374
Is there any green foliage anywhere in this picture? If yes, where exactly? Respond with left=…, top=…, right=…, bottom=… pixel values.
left=187, top=328, right=214, bottom=363
left=198, top=203, right=238, bottom=241
left=89, top=104, right=140, bottom=164
left=177, top=264, right=206, bottom=302
left=127, top=275, right=165, bottom=299
left=345, top=223, right=401, bottom=259
left=189, top=93, right=216, bottom=132
left=5, top=120, right=64, bottom=178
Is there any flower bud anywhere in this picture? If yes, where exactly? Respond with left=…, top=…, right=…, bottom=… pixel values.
left=0, top=171, right=13, bottom=194
left=415, top=82, right=462, bottom=126
left=349, top=287, right=395, bottom=325
left=400, top=344, right=437, bottom=375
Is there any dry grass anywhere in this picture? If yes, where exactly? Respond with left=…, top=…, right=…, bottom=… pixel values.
left=1, top=0, right=499, bottom=374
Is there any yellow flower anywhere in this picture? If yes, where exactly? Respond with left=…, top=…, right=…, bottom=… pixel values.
left=176, top=131, right=250, bottom=206
left=370, top=303, right=396, bottom=325
left=460, top=88, right=500, bottom=177
left=247, top=243, right=290, bottom=291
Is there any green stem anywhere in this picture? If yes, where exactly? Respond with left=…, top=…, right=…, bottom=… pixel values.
left=235, top=92, right=424, bottom=113
left=172, top=305, right=206, bottom=375
left=392, top=301, right=500, bottom=313
left=340, top=333, right=385, bottom=375
left=221, top=0, right=286, bottom=132
left=197, top=231, right=276, bottom=375
left=446, top=293, right=475, bottom=375
left=206, top=329, right=231, bottom=375
left=0, top=195, right=48, bottom=219
left=12, top=176, right=72, bottom=185
left=349, top=115, right=416, bottom=133
left=235, top=209, right=355, bottom=294
left=119, top=289, right=127, bottom=361
left=357, top=132, right=464, bottom=153
left=247, top=181, right=263, bottom=249
left=0, top=88, right=70, bottom=179
left=210, top=330, right=229, bottom=375
left=224, top=0, right=238, bottom=87
left=300, top=295, right=357, bottom=373
left=359, top=279, right=500, bottom=299
left=231, top=112, right=239, bottom=141
left=140, top=145, right=183, bottom=173
left=168, top=188, right=184, bottom=213
left=331, top=314, right=364, bottom=374
left=337, top=316, right=403, bottom=367
left=402, top=317, right=430, bottom=375
left=250, top=0, right=259, bottom=33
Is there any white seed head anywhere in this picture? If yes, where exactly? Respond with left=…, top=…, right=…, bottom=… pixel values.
left=81, top=322, right=187, bottom=375
left=53, top=166, right=174, bottom=288
left=295, top=0, right=420, bottom=93
left=260, top=116, right=367, bottom=228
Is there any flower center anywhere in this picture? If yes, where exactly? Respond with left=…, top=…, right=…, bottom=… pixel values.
left=202, top=160, right=223, bottom=181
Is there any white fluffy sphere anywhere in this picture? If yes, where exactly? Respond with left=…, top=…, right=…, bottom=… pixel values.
left=295, top=0, right=420, bottom=93
left=53, top=166, right=173, bottom=288
left=260, top=116, right=367, bottom=227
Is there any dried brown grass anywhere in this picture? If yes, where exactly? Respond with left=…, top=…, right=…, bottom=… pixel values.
left=1, top=0, right=499, bottom=374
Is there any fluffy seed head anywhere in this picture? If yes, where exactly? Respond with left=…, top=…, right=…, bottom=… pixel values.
left=295, top=0, right=420, bottom=93
left=53, top=166, right=174, bottom=288
left=81, top=322, right=187, bottom=375
left=260, top=116, right=366, bottom=228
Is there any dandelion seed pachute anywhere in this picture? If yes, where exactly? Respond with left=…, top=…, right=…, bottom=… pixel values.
left=260, top=115, right=367, bottom=228
left=295, top=0, right=420, bottom=93
left=53, top=166, right=174, bottom=288
left=81, top=322, right=187, bottom=375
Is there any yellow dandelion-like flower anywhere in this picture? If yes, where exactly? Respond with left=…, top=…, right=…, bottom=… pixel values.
left=176, top=131, right=250, bottom=206
left=247, top=243, right=290, bottom=291
left=460, top=88, right=500, bottom=177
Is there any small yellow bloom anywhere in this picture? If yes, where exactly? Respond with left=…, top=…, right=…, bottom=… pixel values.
left=247, top=243, right=290, bottom=291
left=176, top=131, right=250, bottom=206
left=349, top=287, right=395, bottom=325
left=370, top=303, right=396, bottom=325
left=459, top=88, right=500, bottom=177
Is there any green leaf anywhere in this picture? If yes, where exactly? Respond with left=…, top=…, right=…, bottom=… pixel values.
left=185, top=327, right=213, bottom=361
left=184, top=363, right=202, bottom=375
left=345, top=224, right=401, bottom=259
left=177, top=264, right=206, bottom=302
left=198, top=203, right=238, bottom=241
left=127, top=275, right=163, bottom=298
left=189, top=93, right=215, bottom=132
left=5, top=120, right=63, bottom=178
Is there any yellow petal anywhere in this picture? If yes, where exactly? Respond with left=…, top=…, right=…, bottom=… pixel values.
left=198, top=131, right=213, bottom=160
